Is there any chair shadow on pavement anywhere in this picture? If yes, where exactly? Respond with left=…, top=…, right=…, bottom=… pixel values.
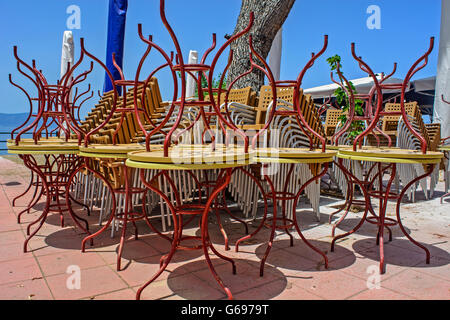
left=255, top=239, right=356, bottom=272
left=352, top=238, right=450, bottom=268
left=167, top=258, right=288, bottom=300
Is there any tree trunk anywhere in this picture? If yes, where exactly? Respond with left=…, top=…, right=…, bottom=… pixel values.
left=227, top=0, right=296, bottom=92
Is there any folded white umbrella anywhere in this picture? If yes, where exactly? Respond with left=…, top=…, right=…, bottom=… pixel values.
left=60, top=31, right=74, bottom=137
left=434, top=0, right=450, bottom=139
left=61, top=31, right=74, bottom=79
left=186, top=50, right=198, bottom=98
left=268, top=27, right=282, bottom=81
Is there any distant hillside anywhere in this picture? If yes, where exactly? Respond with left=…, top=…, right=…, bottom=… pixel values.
left=0, top=113, right=29, bottom=132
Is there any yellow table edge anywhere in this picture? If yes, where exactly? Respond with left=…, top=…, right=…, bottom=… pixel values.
left=336, top=153, right=442, bottom=164
left=338, top=149, right=443, bottom=160
left=7, top=144, right=79, bottom=151
left=255, top=148, right=337, bottom=158
left=127, top=150, right=252, bottom=164
left=79, top=144, right=149, bottom=154
left=6, top=138, right=79, bottom=145
left=254, top=156, right=334, bottom=164
left=125, top=159, right=252, bottom=170
left=8, top=149, right=79, bottom=155
left=79, top=151, right=128, bottom=159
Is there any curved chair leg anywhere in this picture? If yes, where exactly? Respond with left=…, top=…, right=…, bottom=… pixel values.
left=376, top=164, right=396, bottom=274
left=331, top=159, right=370, bottom=252
left=65, top=166, right=91, bottom=240
left=13, top=171, right=34, bottom=207
left=221, top=189, right=249, bottom=235
left=80, top=161, right=117, bottom=251
left=214, top=204, right=230, bottom=251
left=136, top=212, right=180, bottom=300
left=18, top=184, right=43, bottom=224
left=440, top=191, right=450, bottom=204
left=200, top=168, right=235, bottom=299
left=331, top=180, right=353, bottom=237
left=396, top=165, right=434, bottom=265
left=291, top=164, right=329, bottom=269
left=22, top=156, right=51, bottom=253
left=235, top=167, right=268, bottom=252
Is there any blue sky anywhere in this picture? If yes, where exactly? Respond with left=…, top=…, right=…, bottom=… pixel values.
left=0, top=0, right=442, bottom=114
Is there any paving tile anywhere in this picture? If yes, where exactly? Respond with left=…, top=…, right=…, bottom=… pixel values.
left=389, top=237, right=450, bottom=260
left=134, top=279, right=181, bottom=300
left=45, top=265, right=128, bottom=300
left=234, top=279, right=323, bottom=300
left=28, top=233, right=84, bottom=257
left=288, top=268, right=370, bottom=300
left=0, top=230, right=26, bottom=245
left=351, top=238, right=427, bottom=270
left=85, top=288, right=136, bottom=300
left=0, top=257, right=43, bottom=285
left=382, top=270, right=450, bottom=300
left=112, top=256, right=173, bottom=287
left=348, top=287, right=414, bottom=300
left=411, top=256, right=450, bottom=281
left=95, top=239, right=160, bottom=265
left=272, top=237, right=356, bottom=266
left=252, top=247, right=318, bottom=277
left=0, top=242, right=29, bottom=262
left=0, top=217, right=21, bottom=233
left=138, top=272, right=226, bottom=300
left=192, top=259, right=285, bottom=295
left=0, top=278, right=53, bottom=300
left=36, top=250, right=107, bottom=276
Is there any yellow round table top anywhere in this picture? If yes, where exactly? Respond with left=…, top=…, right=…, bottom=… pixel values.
left=125, top=148, right=252, bottom=170
left=337, top=147, right=443, bottom=164
left=7, top=141, right=79, bottom=155
left=78, top=143, right=161, bottom=159
left=326, top=145, right=399, bottom=151
left=177, top=143, right=229, bottom=149
left=254, top=156, right=334, bottom=164
left=126, top=158, right=252, bottom=170
left=255, top=147, right=336, bottom=158
left=7, top=138, right=79, bottom=145
left=327, top=145, right=346, bottom=151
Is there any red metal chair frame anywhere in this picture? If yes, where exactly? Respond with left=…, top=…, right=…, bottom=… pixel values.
left=132, top=0, right=256, bottom=300
left=330, top=38, right=436, bottom=273
left=9, top=46, right=94, bottom=252
left=232, top=34, right=331, bottom=276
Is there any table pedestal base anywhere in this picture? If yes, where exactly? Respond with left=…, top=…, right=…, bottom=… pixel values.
left=69, top=159, right=165, bottom=271
left=331, top=159, right=434, bottom=273
left=236, top=163, right=330, bottom=277
left=136, top=167, right=236, bottom=300
left=20, top=154, right=91, bottom=253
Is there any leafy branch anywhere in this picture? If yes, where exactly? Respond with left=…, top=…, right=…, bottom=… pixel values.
left=327, top=55, right=365, bottom=142
left=177, top=71, right=226, bottom=98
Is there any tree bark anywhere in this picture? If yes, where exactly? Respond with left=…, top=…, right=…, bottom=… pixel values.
left=227, top=0, right=296, bottom=92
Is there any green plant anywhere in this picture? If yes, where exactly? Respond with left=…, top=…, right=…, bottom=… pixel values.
left=327, top=55, right=365, bottom=142
left=195, top=73, right=227, bottom=97
left=177, top=71, right=226, bottom=98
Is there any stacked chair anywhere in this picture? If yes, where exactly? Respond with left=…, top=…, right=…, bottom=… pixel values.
left=229, top=86, right=326, bottom=221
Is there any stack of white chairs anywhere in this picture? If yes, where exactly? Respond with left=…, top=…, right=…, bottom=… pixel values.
left=396, top=116, right=439, bottom=201
left=228, top=98, right=323, bottom=222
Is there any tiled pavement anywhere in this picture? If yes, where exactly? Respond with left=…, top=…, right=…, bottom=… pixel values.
left=0, top=156, right=448, bottom=300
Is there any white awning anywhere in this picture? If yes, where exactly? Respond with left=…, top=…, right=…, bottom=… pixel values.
left=413, top=76, right=436, bottom=92
left=304, top=75, right=407, bottom=99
